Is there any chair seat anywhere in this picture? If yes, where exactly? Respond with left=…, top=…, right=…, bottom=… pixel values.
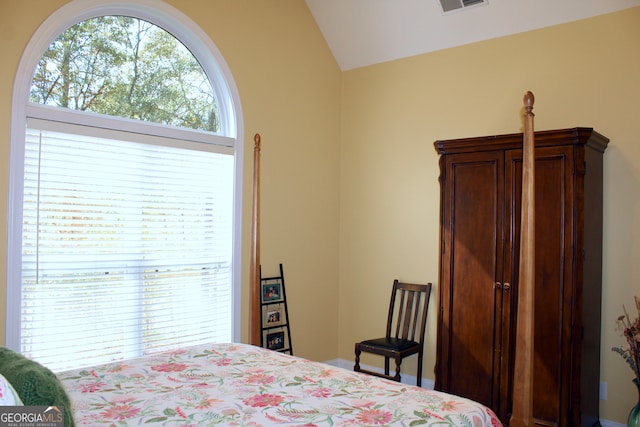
left=358, top=337, right=418, bottom=351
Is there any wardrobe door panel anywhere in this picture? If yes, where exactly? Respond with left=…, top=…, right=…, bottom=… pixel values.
left=436, top=151, right=505, bottom=409
left=507, top=146, right=574, bottom=426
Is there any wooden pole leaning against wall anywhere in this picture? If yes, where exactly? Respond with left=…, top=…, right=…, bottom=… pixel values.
left=249, top=133, right=261, bottom=346
left=510, top=91, right=536, bottom=427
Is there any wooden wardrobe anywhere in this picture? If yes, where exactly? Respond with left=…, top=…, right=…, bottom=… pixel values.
left=433, top=128, right=608, bottom=427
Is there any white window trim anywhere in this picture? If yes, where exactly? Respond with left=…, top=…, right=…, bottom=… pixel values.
left=6, top=0, right=244, bottom=349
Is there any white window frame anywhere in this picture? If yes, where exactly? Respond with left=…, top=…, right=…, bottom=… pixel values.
left=6, top=0, right=244, bottom=350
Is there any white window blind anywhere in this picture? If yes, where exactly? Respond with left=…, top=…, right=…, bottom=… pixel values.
left=21, top=124, right=234, bottom=371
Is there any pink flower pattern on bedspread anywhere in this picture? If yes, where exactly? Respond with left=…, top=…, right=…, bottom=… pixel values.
left=57, top=343, right=502, bottom=426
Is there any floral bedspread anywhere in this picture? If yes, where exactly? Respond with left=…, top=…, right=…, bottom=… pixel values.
left=58, top=342, right=501, bottom=426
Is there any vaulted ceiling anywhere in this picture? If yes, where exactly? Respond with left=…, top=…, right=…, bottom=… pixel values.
left=305, top=0, right=640, bottom=71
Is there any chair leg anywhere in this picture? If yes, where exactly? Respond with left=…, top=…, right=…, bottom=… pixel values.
left=384, top=357, right=389, bottom=376
left=354, top=347, right=361, bottom=372
left=416, top=351, right=423, bottom=387
left=393, top=356, right=402, bottom=382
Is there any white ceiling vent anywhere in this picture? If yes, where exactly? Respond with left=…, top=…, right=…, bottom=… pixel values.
left=440, top=0, right=488, bottom=14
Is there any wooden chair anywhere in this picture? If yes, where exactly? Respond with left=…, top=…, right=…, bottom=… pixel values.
left=354, top=280, right=432, bottom=387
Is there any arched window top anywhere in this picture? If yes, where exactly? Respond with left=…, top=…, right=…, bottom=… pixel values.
left=31, top=16, right=221, bottom=133
left=15, top=0, right=241, bottom=138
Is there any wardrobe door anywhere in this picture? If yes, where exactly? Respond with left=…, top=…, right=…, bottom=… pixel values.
left=505, top=145, right=575, bottom=426
left=435, top=150, right=507, bottom=410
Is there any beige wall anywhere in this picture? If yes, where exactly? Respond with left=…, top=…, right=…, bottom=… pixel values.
left=1, top=0, right=639, bottom=423
left=339, top=7, right=640, bottom=423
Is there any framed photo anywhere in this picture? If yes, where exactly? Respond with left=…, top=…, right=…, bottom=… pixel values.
left=262, top=303, right=285, bottom=327
left=261, top=280, right=283, bottom=303
left=262, top=328, right=289, bottom=351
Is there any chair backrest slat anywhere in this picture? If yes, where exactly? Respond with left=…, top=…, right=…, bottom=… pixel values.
left=409, top=291, right=421, bottom=339
left=395, top=291, right=403, bottom=339
left=401, top=290, right=415, bottom=340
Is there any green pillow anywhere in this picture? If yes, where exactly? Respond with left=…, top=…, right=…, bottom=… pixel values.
left=0, top=348, right=75, bottom=427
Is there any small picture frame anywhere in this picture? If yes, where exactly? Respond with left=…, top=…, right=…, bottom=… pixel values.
left=261, top=281, right=283, bottom=303
left=263, top=303, right=285, bottom=327
left=264, top=330, right=287, bottom=351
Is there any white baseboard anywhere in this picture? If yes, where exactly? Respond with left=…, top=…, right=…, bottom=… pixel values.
left=325, top=358, right=621, bottom=427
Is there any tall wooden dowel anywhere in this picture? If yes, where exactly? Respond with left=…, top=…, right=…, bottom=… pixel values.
left=249, top=133, right=261, bottom=346
left=510, top=91, right=535, bottom=427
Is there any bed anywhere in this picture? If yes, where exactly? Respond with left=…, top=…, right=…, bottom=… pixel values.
left=58, top=341, right=500, bottom=426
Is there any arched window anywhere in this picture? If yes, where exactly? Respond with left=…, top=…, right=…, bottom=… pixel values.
left=6, top=1, right=243, bottom=371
